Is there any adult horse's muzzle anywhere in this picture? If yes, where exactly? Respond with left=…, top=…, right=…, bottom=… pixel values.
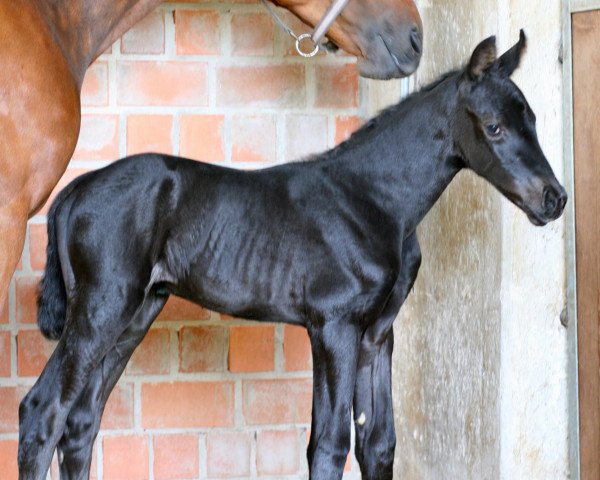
left=358, top=21, right=423, bottom=79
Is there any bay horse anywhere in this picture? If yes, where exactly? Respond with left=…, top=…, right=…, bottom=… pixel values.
left=19, top=31, right=565, bottom=480
left=0, top=0, right=423, bottom=319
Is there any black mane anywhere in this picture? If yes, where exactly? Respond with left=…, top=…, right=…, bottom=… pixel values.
left=320, top=70, right=461, bottom=161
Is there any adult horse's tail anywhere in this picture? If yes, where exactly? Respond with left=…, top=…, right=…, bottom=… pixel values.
left=37, top=174, right=88, bottom=340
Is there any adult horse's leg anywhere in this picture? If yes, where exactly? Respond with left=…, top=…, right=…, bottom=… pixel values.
left=0, top=1, right=81, bottom=315
left=307, top=322, right=361, bottom=480
left=0, top=202, right=28, bottom=316
left=18, top=283, right=147, bottom=480
left=57, top=293, right=166, bottom=479
left=353, top=232, right=421, bottom=480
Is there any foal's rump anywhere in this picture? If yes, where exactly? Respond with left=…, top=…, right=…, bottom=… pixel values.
left=36, top=154, right=188, bottom=339
left=37, top=172, right=92, bottom=340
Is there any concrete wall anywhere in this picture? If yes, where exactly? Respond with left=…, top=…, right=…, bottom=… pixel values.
left=389, top=1, right=570, bottom=478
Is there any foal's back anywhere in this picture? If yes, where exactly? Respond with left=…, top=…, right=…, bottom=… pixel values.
left=59, top=154, right=400, bottom=327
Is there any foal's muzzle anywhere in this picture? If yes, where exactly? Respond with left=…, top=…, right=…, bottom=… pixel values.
left=542, top=184, right=568, bottom=220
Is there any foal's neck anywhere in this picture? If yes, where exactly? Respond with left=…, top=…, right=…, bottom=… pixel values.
left=330, top=73, right=463, bottom=234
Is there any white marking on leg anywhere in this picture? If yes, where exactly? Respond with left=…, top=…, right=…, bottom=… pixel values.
left=357, top=412, right=366, bottom=425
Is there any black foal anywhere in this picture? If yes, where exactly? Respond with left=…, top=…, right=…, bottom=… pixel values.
left=19, top=31, right=566, bottom=480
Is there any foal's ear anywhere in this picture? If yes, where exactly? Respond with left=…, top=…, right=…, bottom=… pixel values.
left=468, top=36, right=497, bottom=81
left=496, top=29, right=527, bottom=77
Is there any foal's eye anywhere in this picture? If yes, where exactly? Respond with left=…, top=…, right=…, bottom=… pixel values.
left=485, top=123, right=502, bottom=138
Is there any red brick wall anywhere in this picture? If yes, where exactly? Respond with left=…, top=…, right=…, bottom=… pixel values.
left=1, top=1, right=364, bottom=478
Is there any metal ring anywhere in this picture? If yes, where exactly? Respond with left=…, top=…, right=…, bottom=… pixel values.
left=295, top=33, right=320, bottom=58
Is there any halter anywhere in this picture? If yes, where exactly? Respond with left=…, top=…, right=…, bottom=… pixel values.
left=260, top=0, right=351, bottom=58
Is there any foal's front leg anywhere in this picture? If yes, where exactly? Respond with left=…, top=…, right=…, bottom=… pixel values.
left=353, top=232, right=421, bottom=480
left=307, top=321, right=360, bottom=480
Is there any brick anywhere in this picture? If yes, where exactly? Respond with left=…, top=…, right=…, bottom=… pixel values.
left=335, top=115, right=362, bottom=144
left=81, top=61, right=109, bottom=106
left=127, top=115, right=173, bottom=156
left=0, top=439, right=18, bottom=480
left=231, top=13, right=274, bottom=56
left=256, top=429, right=300, bottom=476
left=232, top=114, right=276, bottom=163
left=0, top=331, right=10, bottom=377
left=121, top=10, right=165, bottom=54
left=285, top=114, right=328, bottom=160
left=179, top=115, right=224, bottom=162
left=126, top=328, right=171, bottom=375
left=117, top=61, right=208, bottom=106
left=175, top=10, right=220, bottom=55
left=89, top=444, right=99, bottom=480
left=50, top=451, right=60, bottom=478
left=179, top=326, right=227, bottom=373
left=101, top=383, right=135, bottom=430
left=243, top=379, right=312, bottom=425
left=229, top=325, right=275, bottom=372
left=284, top=325, right=312, bottom=371
left=153, top=434, right=199, bottom=480
left=17, top=329, right=56, bottom=377
left=315, top=64, right=359, bottom=108
left=72, top=114, right=119, bottom=161
left=142, top=381, right=234, bottom=428
left=217, top=65, right=306, bottom=107
left=29, top=223, right=48, bottom=271
left=0, top=386, right=28, bottom=433
left=0, top=292, right=7, bottom=324
left=157, top=295, right=211, bottom=321
left=39, top=168, right=90, bottom=215
left=103, top=434, right=149, bottom=480
left=15, top=275, right=41, bottom=324
left=345, top=452, right=352, bottom=472
left=206, top=431, right=251, bottom=478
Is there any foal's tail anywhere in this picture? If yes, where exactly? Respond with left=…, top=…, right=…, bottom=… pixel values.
left=37, top=175, right=86, bottom=340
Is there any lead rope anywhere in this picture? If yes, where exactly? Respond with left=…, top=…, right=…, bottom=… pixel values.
left=260, top=0, right=351, bottom=58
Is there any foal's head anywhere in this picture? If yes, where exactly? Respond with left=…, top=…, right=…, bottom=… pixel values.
left=280, top=0, right=422, bottom=79
left=454, top=31, right=567, bottom=226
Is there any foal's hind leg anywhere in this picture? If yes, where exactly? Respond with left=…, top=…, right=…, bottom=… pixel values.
left=307, top=322, right=361, bottom=480
left=57, top=294, right=166, bottom=479
left=18, top=284, right=147, bottom=480
left=353, top=232, right=421, bottom=480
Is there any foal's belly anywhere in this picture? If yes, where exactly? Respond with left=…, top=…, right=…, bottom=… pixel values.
left=174, top=241, right=308, bottom=325
left=174, top=242, right=392, bottom=328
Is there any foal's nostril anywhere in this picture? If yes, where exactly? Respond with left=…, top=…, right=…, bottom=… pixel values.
left=543, top=186, right=567, bottom=218
left=543, top=186, right=558, bottom=215
left=410, top=25, right=422, bottom=56
left=558, top=190, right=568, bottom=211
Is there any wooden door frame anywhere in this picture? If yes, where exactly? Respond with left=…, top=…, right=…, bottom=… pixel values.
left=563, top=1, right=600, bottom=478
